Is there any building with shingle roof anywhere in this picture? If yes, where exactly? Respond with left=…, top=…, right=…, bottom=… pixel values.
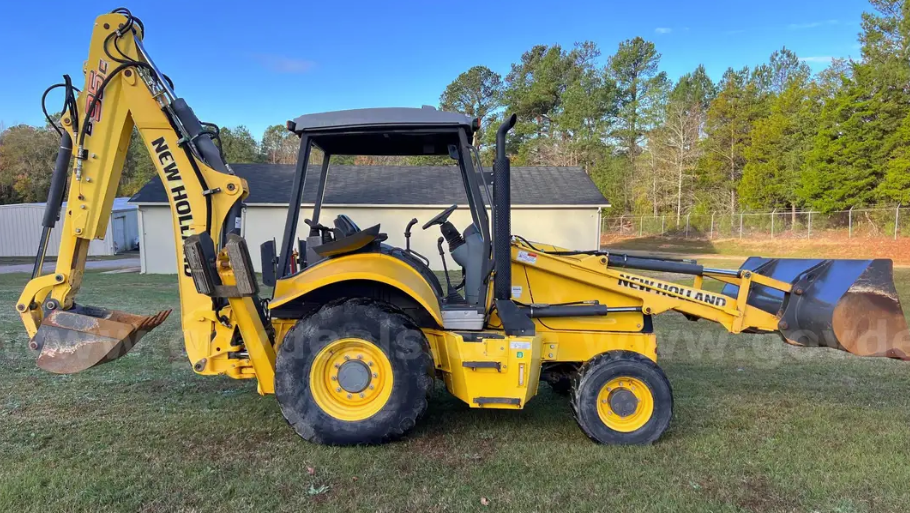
left=130, top=164, right=609, bottom=273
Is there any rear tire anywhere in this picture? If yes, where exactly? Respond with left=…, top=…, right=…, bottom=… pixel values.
left=572, top=351, right=672, bottom=445
left=275, top=298, right=433, bottom=445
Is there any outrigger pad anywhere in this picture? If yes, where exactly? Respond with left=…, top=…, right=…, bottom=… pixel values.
left=33, top=305, right=170, bottom=374
left=723, top=258, right=910, bottom=360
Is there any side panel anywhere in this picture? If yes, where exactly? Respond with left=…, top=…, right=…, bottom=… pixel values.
left=536, top=331, right=657, bottom=363
left=422, top=328, right=654, bottom=409
left=512, top=260, right=647, bottom=332
left=423, top=330, right=542, bottom=409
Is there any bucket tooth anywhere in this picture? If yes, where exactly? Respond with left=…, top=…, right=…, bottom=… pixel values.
left=32, top=305, right=171, bottom=374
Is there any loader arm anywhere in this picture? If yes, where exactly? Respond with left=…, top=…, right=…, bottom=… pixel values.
left=17, top=10, right=274, bottom=386
left=510, top=239, right=910, bottom=360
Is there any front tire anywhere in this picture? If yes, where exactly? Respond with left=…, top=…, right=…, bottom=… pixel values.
left=275, top=298, right=433, bottom=445
left=572, top=351, right=673, bottom=445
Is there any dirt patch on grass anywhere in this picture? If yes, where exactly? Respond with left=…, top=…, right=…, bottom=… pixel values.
left=603, top=235, right=910, bottom=265
left=696, top=474, right=800, bottom=512
left=401, top=432, right=498, bottom=473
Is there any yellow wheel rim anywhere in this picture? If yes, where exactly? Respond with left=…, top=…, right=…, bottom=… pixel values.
left=309, top=338, right=394, bottom=421
left=596, top=376, right=654, bottom=432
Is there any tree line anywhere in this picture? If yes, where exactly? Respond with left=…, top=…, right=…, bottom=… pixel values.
left=1, top=0, right=906, bottom=216
left=0, top=117, right=437, bottom=204
left=444, top=0, right=910, bottom=220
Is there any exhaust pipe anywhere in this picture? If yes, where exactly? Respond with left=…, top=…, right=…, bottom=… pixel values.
left=493, top=114, right=517, bottom=301
left=491, top=114, right=534, bottom=336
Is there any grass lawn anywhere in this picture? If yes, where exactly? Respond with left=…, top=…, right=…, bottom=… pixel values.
left=3, top=269, right=910, bottom=512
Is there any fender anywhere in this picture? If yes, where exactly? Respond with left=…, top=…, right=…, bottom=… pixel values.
left=270, top=253, right=443, bottom=326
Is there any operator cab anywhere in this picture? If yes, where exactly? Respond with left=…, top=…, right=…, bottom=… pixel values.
left=261, top=107, right=492, bottom=329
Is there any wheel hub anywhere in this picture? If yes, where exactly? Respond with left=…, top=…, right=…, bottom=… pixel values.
left=608, top=388, right=639, bottom=417
left=596, top=376, right=654, bottom=432
left=309, top=338, right=394, bottom=421
left=337, top=360, right=371, bottom=393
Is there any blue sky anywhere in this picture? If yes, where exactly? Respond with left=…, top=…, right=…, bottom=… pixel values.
left=0, top=1, right=866, bottom=138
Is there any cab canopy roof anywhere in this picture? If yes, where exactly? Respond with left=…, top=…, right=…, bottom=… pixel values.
left=287, top=107, right=477, bottom=156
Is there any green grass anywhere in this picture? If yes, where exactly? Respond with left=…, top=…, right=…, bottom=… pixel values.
left=3, top=271, right=910, bottom=512
left=0, top=253, right=138, bottom=265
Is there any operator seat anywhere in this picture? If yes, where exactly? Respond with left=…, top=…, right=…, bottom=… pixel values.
left=312, top=215, right=387, bottom=258
left=332, top=214, right=360, bottom=238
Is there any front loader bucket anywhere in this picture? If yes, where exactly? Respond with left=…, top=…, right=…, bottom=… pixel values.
left=723, top=258, right=910, bottom=359
left=31, top=305, right=171, bottom=374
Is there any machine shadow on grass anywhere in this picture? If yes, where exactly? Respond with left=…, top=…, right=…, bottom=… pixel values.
left=601, top=233, right=722, bottom=257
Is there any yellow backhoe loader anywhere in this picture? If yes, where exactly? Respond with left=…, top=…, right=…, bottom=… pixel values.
left=17, top=9, right=910, bottom=445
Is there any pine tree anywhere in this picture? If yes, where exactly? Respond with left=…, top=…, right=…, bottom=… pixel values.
left=698, top=67, right=763, bottom=212
left=740, top=75, right=818, bottom=213
left=439, top=66, right=503, bottom=147
left=801, top=0, right=910, bottom=210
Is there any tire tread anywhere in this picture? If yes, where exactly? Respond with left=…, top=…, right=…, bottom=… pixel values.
left=277, top=297, right=433, bottom=445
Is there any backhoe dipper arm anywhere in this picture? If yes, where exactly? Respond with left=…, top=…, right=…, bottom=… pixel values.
left=16, top=11, right=267, bottom=382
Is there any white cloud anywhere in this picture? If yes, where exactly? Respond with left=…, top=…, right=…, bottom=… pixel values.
left=655, top=27, right=672, bottom=34
left=789, top=19, right=839, bottom=30
left=799, top=56, right=835, bottom=63
left=250, top=53, right=315, bottom=74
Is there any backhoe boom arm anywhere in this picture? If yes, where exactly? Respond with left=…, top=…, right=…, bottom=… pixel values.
left=17, top=11, right=272, bottom=386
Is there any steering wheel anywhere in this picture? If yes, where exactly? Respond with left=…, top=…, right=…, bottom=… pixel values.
left=422, top=204, right=457, bottom=230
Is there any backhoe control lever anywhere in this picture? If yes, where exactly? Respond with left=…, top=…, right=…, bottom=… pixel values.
left=405, top=218, right=418, bottom=251
left=437, top=237, right=462, bottom=303
left=403, top=218, right=430, bottom=266
left=305, top=219, right=332, bottom=243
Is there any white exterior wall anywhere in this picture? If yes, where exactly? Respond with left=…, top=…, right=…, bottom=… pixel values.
left=0, top=203, right=136, bottom=257
left=137, top=206, right=177, bottom=274
left=137, top=205, right=602, bottom=274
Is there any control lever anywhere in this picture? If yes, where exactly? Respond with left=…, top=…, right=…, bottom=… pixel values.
left=405, top=218, right=417, bottom=251
left=404, top=218, right=430, bottom=266
left=437, top=237, right=462, bottom=302
left=305, top=219, right=332, bottom=243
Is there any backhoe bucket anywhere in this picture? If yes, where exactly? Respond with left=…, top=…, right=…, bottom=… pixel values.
left=723, top=258, right=910, bottom=359
left=32, top=305, right=171, bottom=374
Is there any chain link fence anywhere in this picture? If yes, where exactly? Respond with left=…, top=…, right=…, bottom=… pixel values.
left=603, top=207, right=910, bottom=240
